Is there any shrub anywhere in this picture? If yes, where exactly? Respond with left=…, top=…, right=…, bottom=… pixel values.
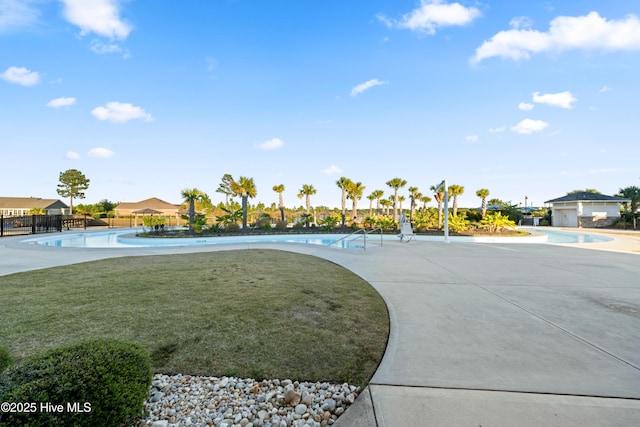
left=318, top=215, right=340, bottom=231
left=255, top=217, right=272, bottom=230
left=225, top=223, right=240, bottom=232
left=480, top=212, right=516, bottom=233
left=0, top=345, right=13, bottom=372
left=465, top=209, right=483, bottom=222
left=363, top=216, right=377, bottom=229
left=0, top=339, right=152, bottom=427
left=447, top=213, right=470, bottom=233
left=374, top=215, right=396, bottom=230
left=275, top=220, right=288, bottom=230
left=206, top=223, right=222, bottom=233
left=413, top=209, right=438, bottom=231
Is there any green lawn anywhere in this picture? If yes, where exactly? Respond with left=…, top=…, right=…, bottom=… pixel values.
left=0, top=249, right=389, bottom=387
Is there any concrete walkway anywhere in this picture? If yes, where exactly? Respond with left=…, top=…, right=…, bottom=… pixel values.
left=1, top=231, right=640, bottom=426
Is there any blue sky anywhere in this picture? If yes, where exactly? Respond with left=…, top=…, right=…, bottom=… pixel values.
left=2, top=0, right=639, bottom=209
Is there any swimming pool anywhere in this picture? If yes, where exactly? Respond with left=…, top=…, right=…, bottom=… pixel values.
left=519, top=227, right=613, bottom=244
left=25, top=229, right=373, bottom=249
left=24, top=227, right=613, bottom=248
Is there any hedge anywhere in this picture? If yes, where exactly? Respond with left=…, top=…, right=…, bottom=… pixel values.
left=0, top=339, right=152, bottom=427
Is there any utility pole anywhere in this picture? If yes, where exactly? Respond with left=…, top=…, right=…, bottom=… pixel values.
left=434, top=179, right=449, bottom=243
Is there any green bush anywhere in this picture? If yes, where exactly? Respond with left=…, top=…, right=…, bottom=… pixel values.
left=480, top=212, right=516, bottom=233
left=225, top=223, right=240, bottom=232
left=0, top=339, right=152, bottom=427
left=317, top=215, right=340, bottom=231
left=413, top=209, right=438, bottom=231
left=275, top=220, right=288, bottom=230
left=0, top=345, right=13, bottom=372
left=255, top=217, right=272, bottom=230
left=465, top=209, right=483, bottom=222
left=448, top=213, right=470, bottom=233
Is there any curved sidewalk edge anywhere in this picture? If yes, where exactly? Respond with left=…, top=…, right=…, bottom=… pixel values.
left=336, top=385, right=640, bottom=427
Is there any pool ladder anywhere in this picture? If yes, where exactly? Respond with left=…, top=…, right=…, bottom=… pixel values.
left=330, top=228, right=383, bottom=250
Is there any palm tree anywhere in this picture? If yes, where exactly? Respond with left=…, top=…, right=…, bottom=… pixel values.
left=336, top=177, right=353, bottom=220
left=181, top=188, right=202, bottom=233
left=408, top=186, right=421, bottom=220
left=476, top=188, right=490, bottom=218
left=618, top=186, right=640, bottom=214
left=230, top=176, right=257, bottom=231
left=420, top=195, right=432, bottom=210
left=370, top=190, right=384, bottom=215
left=297, top=184, right=316, bottom=215
left=272, top=184, right=285, bottom=221
left=367, top=193, right=376, bottom=216
left=398, top=195, right=406, bottom=221
left=380, top=198, right=391, bottom=216
left=448, top=184, right=465, bottom=216
left=346, top=181, right=366, bottom=223
left=386, top=177, right=407, bottom=224
left=430, top=184, right=445, bottom=229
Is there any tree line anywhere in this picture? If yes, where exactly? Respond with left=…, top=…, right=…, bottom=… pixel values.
left=55, top=169, right=640, bottom=231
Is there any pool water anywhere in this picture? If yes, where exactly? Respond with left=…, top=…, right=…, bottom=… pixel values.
left=521, top=228, right=613, bottom=244
left=26, top=230, right=370, bottom=249
left=25, top=227, right=613, bottom=248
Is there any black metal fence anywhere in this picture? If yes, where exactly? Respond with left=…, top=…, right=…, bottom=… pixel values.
left=0, top=214, right=64, bottom=237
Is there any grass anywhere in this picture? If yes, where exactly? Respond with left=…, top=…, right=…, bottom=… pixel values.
left=0, top=249, right=389, bottom=387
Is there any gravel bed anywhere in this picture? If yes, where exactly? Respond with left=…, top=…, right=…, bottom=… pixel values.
left=136, top=374, right=360, bottom=427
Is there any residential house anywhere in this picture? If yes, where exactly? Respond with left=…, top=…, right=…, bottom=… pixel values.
left=115, top=197, right=180, bottom=217
left=0, top=197, right=69, bottom=216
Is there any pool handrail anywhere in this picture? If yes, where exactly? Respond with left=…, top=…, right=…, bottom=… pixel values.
left=330, top=228, right=383, bottom=250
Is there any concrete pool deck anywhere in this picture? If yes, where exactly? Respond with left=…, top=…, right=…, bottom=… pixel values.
left=1, top=230, right=640, bottom=426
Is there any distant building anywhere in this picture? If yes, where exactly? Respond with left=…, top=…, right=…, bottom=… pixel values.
left=544, top=192, right=630, bottom=228
left=115, top=197, right=179, bottom=217
left=0, top=197, right=69, bottom=216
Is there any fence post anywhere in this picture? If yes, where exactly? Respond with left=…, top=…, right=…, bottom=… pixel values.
left=1, top=214, right=3, bottom=237
left=31, top=214, right=36, bottom=234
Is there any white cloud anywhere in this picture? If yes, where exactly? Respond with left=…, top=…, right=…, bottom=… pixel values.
left=509, top=16, right=533, bottom=30
left=61, top=0, right=132, bottom=40
left=378, top=0, right=481, bottom=35
left=88, top=147, right=114, bottom=158
left=46, top=97, right=76, bottom=108
left=90, top=39, right=129, bottom=57
left=322, top=165, right=342, bottom=176
left=0, top=66, right=40, bottom=86
left=256, top=138, right=284, bottom=150
left=489, top=126, right=506, bottom=133
left=511, top=119, right=549, bottom=134
left=66, top=151, right=80, bottom=160
left=91, top=101, right=153, bottom=122
left=599, top=86, right=612, bottom=93
left=472, top=12, right=640, bottom=63
left=465, top=135, right=479, bottom=142
left=350, top=79, right=387, bottom=97
left=532, top=91, right=577, bottom=109
left=0, top=0, right=39, bottom=31
left=518, top=102, right=534, bottom=111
